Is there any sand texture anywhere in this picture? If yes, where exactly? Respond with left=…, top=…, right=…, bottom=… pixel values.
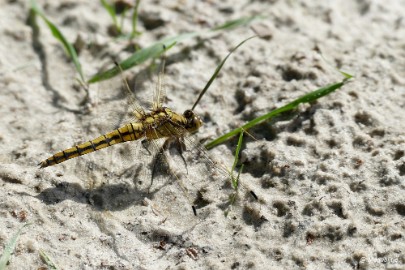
left=0, top=0, right=404, bottom=269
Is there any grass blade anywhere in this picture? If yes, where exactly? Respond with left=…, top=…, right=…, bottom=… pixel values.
left=0, top=223, right=31, bottom=269
left=211, top=15, right=263, bottom=31
left=191, top=36, right=256, bottom=110
left=100, top=0, right=118, bottom=32
left=88, top=15, right=260, bottom=83
left=205, top=74, right=353, bottom=149
left=30, top=0, right=85, bottom=83
left=224, top=130, right=245, bottom=216
left=130, top=0, right=141, bottom=38
left=231, top=130, right=245, bottom=189
left=88, top=40, right=179, bottom=83
left=39, top=249, right=59, bottom=270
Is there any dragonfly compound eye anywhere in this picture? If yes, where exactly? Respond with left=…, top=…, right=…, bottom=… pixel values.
left=183, top=110, right=202, bottom=133
left=183, top=109, right=193, bottom=118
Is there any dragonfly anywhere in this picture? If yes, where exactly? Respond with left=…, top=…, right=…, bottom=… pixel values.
left=38, top=61, right=225, bottom=215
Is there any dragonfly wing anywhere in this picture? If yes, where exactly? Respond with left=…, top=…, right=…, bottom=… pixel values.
left=145, top=122, right=234, bottom=214
left=113, top=138, right=157, bottom=191
left=117, top=73, right=148, bottom=120
left=160, top=122, right=259, bottom=213
left=152, top=60, right=166, bottom=110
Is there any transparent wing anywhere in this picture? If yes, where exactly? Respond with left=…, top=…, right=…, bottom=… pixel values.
left=52, top=75, right=149, bottom=206
left=152, top=59, right=166, bottom=111
left=117, top=68, right=148, bottom=120
left=87, top=75, right=153, bottom=191
left=139, top=122, right=238, bottom=216
left=89, top=75, right=143, bottom=127
left=163, top=123, right=259, bottom=214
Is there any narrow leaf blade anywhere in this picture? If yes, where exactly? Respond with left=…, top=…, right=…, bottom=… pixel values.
left=88, top=15, right=260, bottom=83
left=205, top=75, right=353, bottom=149
left=30, top=0, right=85, bottom=82
left=0, top=223, right=31, bottom=269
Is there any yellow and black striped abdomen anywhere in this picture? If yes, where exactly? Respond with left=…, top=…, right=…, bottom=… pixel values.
left=39, top=122, right=144, bottom=168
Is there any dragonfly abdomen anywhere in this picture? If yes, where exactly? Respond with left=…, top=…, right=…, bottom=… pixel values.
left=39, top=122, right=144, bottom=168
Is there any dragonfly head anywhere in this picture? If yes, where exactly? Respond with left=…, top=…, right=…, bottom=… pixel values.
left=183, top=109, right=202, bottom=133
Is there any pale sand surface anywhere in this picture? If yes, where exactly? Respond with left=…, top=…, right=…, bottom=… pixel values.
left=0, top=1, right=404, bottom=269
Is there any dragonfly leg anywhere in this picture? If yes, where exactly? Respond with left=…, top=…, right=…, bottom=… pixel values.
left=150, top=139, right=169, bottom=189
left=141, top=139, right=152, bottom=155
left=175, top=137, right=188, bottom=175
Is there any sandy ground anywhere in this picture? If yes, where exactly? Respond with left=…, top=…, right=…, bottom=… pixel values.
left=1, top=0, right=404, bottom=269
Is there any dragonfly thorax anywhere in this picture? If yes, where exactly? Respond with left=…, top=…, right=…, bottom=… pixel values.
left=141, top=107, right=202, bottom=139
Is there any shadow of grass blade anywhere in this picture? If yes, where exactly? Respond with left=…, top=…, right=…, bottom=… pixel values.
left=205, top=74, right=353, bottom=149
left=0, top=223, right=31, bottom=269
left=88, top=16, right=260, bottom=84
left=191, top=36, right=257, bottom=110
left=30, top=0, right=85, bottom=83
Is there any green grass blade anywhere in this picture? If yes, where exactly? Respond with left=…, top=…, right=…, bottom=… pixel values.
left=130, top=0, right=141, bottom=38
left=88, top=32, right=197, bottom=83
left=340, top=71, right=353, bottom=80
left=0, top=223, right=31, bottom=269
left=39, top=249, right=58, bottom=270
left=205, top=75, right=353, bottom=149
left=211, top=15, right=263, bottom=31
left=30, top=0, right=85, bottom=83
left=100, top=0, right=118, bottom=31
left=232, top=130, right=244, bottom=173
left=231, top=130, right=244, bottom=189
left=191, top=35, right=257, bottom=110
left=88, top=15, right=259, bottom=83
left=88, top=40, right=178, bottom=83
left=224, top=131, right=245, bottom=216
